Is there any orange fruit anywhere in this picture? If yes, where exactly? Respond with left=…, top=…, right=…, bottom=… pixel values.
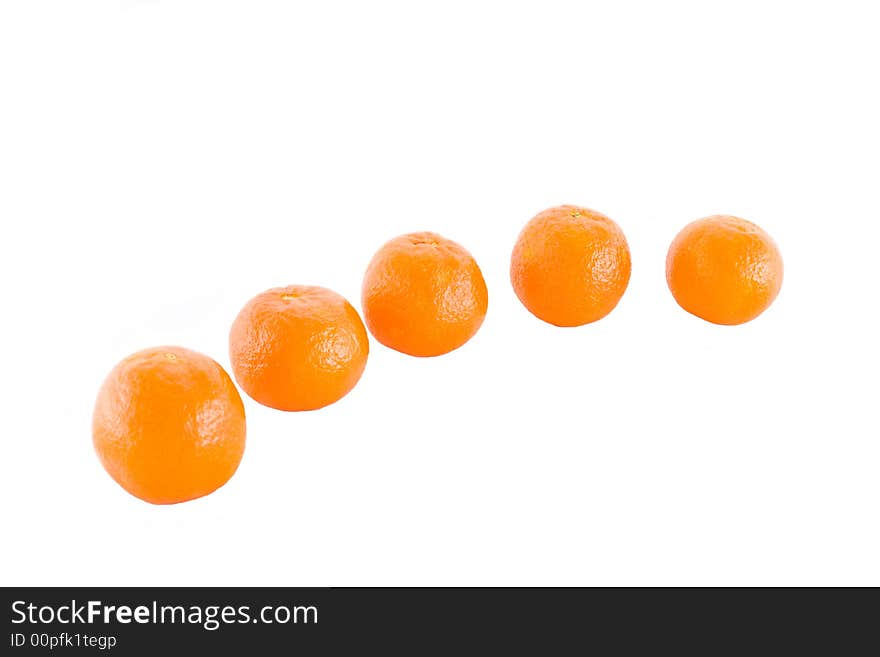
left=361, top=232, right=488, bottom=357
left=510, top=205, right=631, bottom=327
left=229, top=285, right=369, bottom=411
left=666, top=215, right=783, bottom=325
left=92, top=346, right=246, bottom=505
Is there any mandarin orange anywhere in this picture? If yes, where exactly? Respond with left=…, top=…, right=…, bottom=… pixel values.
left=92, top=346, right=246, bottom=505
left=666, top=215, right=783, bottom=325
left=229, top=285, right=369, bottom=411
left=510, top=205, right=631, bottom=327
left=361, top=232, right=488, bottom=357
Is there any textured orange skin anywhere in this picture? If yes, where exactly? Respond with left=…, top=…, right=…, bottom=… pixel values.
left=229, top=285, right=369, bottom=411
left=510, top=205, right=631, bottom=327
left=666, top=215, right=783, bottom=325
left=362, top=232, right=488, bottom=357
left=92, top=346, right=246, bottom=505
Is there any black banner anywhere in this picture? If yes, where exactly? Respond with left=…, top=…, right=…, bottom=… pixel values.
left=2, top=587, right=875, bottom=653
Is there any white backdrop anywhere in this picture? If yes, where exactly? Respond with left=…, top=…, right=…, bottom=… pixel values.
left=1, top=1, right=878, bottom=586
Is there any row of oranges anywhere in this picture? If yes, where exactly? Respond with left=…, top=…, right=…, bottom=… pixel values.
left=93, top=206, right=783, bottom=505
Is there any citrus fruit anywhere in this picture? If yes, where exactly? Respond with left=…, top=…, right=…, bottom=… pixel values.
left=666, top=215, right=783, bottom=325
left=229, top=285, right=369, bottom=411
left=361, top=231, right=488, bottom=357
left=92, top=346, right=246, bottom=505
left=510, top=205, right=631, bottom=326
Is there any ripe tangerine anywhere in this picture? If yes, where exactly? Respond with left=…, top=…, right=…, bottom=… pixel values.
left=229, top=285, right=369, bottom=411
left=92, top=346, right=246, bottom=505
left=666, top=215, right=783, bottom=325
left=362, top=232, right=488, bottom=357
left=510, top=205, right=631, bottom=327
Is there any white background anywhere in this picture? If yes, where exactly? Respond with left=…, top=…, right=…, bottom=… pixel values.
left=1, top=1, right=878, bottom=586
